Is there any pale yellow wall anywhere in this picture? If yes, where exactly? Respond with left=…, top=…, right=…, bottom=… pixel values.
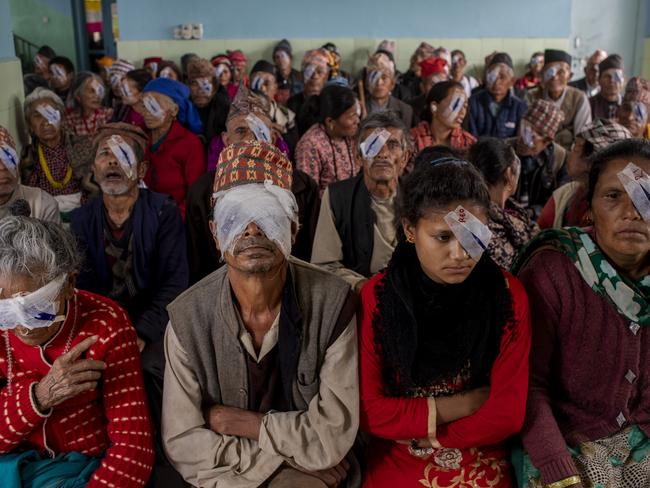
left=643, top=39, right=650, bottom=80
left=117, top=37, right=569, bottom=78
left=0, top=58, right=26, bottom=150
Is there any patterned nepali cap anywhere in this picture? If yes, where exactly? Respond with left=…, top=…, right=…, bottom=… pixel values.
left=213, top=141, right=293, bottom=196
left=578, top=119, right=631, bottom=151
left=524, top=99, right=565, bottom=140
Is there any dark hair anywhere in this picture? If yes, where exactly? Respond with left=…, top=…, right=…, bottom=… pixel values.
left=421, top=80, right=464, bottom=121
left=451, top=49, right=465, bottom=59
left=49, top=56, right=75, bottom=74
left=468, top=137, right=517, bottom=187
left=37, top=45, right=56, bottom=60
left=157, top=61, right=182, bottom=79
left=397, top=158, right=490, bottom=239
left=303, top=85, right=357, bottom=125
left=180, top=53, right=198, bottom=73
left=588, top=138, right=650, bottom=204
left=126, top=69, right=152, bottom=92
left=411, top=145, right=461, bottom=170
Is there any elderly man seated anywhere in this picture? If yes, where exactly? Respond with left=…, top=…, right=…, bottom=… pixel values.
left=0, top=126, right=60, bottom=222
left=0, top=216, right=153, bottom=487
left=311, top=111, right=410, bottom=292
left=163, top=141, right=360, bottom=488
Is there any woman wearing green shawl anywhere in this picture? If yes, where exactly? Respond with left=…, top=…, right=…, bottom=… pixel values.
left=513, top=139, right=650, bottom=488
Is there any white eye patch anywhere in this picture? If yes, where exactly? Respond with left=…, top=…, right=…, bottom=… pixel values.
left=360, top=128, right=391, bottom=160
left=0, top=275, right=67, bottom=330
left=443, top=205, right=493, bottom=261
left=33, top=55, right=46, bottom=69
left=251, top=76, right=265, bottom=92
left=521, top=122, right=535, bottom=148
left=143, top=94, right=164, bottom=118
left=159, top=67, right=174, bottom=79
left=51, top=64, right=67, bottom=80
left=147, top=62, right=158, bottom=74
left=121, top=79, right=133, bottom=98
left=634, top=102, right=648, bottom=123
left=106, top=135, right=137, bottom=180
left=368, top=70, right=382, bottom=87
left=93, top=81, right=105, bottom=99
left=486, top=68, right=499, bottom=87
left=442, top=93, right=466, bottom=122
left=215, top=64, right=227, bottom=77
left=196, top=77, right=213, bottom=95
left=303, top=64, right=316, bottom=81
left=0, top=143, right=18, bottom=176
left=612, top=69, right=624, bottom=85
left=36, top=105, right=61, bottom=126
left=276, top=51, right=290, bottom=63
left=617, top=162, right=650, bottom=223
left=544, top=66, right=558, bottom=82
left=245, top=114, right=271, bottom=143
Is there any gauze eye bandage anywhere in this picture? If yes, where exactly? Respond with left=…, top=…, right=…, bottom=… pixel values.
left=106, top=135, right=137, bottom=180
left=121, top=79, right=133, bottom=99
left=196, top=77, right=213, bottom=95
left=251, top=76, right=265, bottom=92
left=93, top=81, right=105, bottom=99
left=215, top=64, right=227, bottom=77
left=147, top=62, right=158, bottom=74
left=520, top=122, right=535, bottom=148
left=355, top=101, right=362, bottom=118
left=51, top=64, right=66, bottom=80
left=160, top=67, right=174, bottom=79
left=33, top=55, right=46, bottom=69
left=360, top=128, right=391, bottom=161
left=246, top=114, right=271, bottom=143
left=634, top=102, right=648, bottom=123
left=617, top=162, right=650, bottom=223
left=368, top=70, right=382, bottom=87
left=36, top=105, right=61, bottom=126
left=443, top=205, right=493, bottom=261
left=213, top=181, right=298, bottom=258
left=276, top=51, right=290, bottom=63
left=303, top=64, right=316, bottom=81
left=486, top=68, right=499, bottom=87
left=544, top=66, right=558, bottom=82
left=442, top=93, right=466, bottom=123
left=110, top=73, right=122, bottom=88
left=0, top=275, right=67, bottom=330
left=613, top=70, right=624, bottom=85
left=143, top=95, right=164, bottom=119
left=0, top=144, right=18, bottom=176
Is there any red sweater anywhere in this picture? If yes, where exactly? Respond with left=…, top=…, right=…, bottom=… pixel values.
left=0, top=290, right=154, bottom=487
left=144, top=120, right=205, bottom=219
left=359, top=270, right=531, bottom=486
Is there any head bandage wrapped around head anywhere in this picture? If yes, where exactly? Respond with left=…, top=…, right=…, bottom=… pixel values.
left=617, top=162, right=650, bottom=223
left=0, top=274, right=67, bottom=330
left=213, top=181, right=298, bottom=258
left=443, top=205, right=492, bottom=261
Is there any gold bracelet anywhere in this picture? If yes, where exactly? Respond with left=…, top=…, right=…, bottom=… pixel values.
left=546, top=475, right=581, bottom=488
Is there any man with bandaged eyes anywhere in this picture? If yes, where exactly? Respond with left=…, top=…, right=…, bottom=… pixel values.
left=162, top=140, right=360, bottom=488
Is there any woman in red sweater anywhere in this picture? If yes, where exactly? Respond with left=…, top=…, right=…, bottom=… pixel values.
left=513, top=139, right=650, bottom=488
left=359, top=157, right=531, bottom=487
left=0, top=216, right=153, bottom=487
left=139, top=78, right=205, bottom=219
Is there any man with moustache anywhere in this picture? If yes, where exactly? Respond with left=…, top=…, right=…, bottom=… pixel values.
left=311, top=111, right=411, bottom=292
left=163, top=140, right=360, bottom=488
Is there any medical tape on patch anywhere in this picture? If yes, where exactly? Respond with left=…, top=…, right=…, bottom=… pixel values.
left=443, top=205, right=493, bottom=261
left=368, top=70, right=382, bottom=87
left=355, top=100, right=362, bottom=117
left=452, top=54, right=461, bottom=66
left=245, top=114, right=271, bottom=143
left=110, top=72, right=122, bottom=88
left=531, top=56, right=542, bottom=66
left=544, top=66, right=558, bottom=82
left=147, top=62, right=158, bottom=74
left=0, top=275, right=67, bottom=330
left=0, top=143, right=18, bottom=176
left=36, top=105, right=61, bottom=126
left=617, top=162, right=650, bottom=223
left=215, top=64, right=227, bottom=77
left=93, top=81, right=105, bottom=99
left=360, top=128, right=391, bottom=160
left=212, top=181, right=298, bottom=258
left=33, top=54, right=46, bottom=69
left=159, top=67, right=174, bottom=79
left=442, top=93, right=466, bottom=121
left=121, top=79, right=133, bottom=99
left=276, top=50, right=290, bottom=63
left=251, top=75, right=265, bottom=92
left=520, top=122, right=535, bottom=148
left=143, top=94, right=164, bottom=118
left=613, top=69, right=624, bottom=85
left=196, top=77, right=213, bottom=95
left=634, top=102, right=648, bottom=123
left=486, top=67, right=499, bottom=87
left=106, top=135, right=137, bottom=180
left=51, top=64, right=66, bottom=80
left=303, top=64, right=316, bottom=81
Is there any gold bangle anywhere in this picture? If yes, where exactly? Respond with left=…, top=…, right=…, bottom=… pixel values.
left=546, top=475, right=581, bottom=488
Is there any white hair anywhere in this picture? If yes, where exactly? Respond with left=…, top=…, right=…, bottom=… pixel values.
left=23, top=87, right=65, bottom=123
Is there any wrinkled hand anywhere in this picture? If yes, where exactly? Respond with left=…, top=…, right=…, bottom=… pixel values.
left=204, top=404, right=263, bottom=440
left=296, top=459, right=350, bottom=487
left=34, top=336, right=106, bottom=411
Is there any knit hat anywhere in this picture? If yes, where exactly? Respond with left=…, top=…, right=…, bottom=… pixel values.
left=367, top=52, right=395, bottom=77
left=377, top=40, right=396, bottom=55
left=94, top=122, right=148, bottom=156
left=302, top=49, right=330, bottom=71
left=213, top=141, right=293, bottom=194
left=273, top=39, right=292, bottom=57
left=544, top=49, right=571, bottom=66
left=251, top=60, right=275, bottom=76
left=599, top=54, right=623, bottom=74
left=228, top=50, right=247, bottom=67
left=420, top=57, right=448, bottom=79
left=487, top=52, right=513, bottom=70
left=227, top=83, right=272, bottom=124
left=578, top=119, right=631, bottom=151
left=111, top=59, right=135, bottom=77
left=211, top=55, right=231, bottom=68
left=186, top=57, right=215, bottom=81
left=524, top=99, right=565, bottom=139
left=144, top=57, right=162, bottom=66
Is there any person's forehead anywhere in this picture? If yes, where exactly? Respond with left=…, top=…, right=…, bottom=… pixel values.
left=546, top=61, right=569, bottom=70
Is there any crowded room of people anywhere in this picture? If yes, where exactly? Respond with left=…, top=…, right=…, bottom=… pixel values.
left=0, top=0, right=649, bottom=486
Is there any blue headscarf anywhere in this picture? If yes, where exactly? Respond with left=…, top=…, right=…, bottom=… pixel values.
left=143, top=78, right=203, bottom=135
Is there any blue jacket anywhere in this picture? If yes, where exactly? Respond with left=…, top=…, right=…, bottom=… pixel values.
left=71, top=189, right=189, bottom=344
left=468, top=89, right=527, bottom=139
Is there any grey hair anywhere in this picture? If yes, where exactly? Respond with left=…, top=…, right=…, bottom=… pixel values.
left=0, top=217, right=81, bottom=286
left=355, top=110, right=411, bottom=152
left=24, top=87, right=65, bottom=123
left=69, top=71, right=105, bottom=111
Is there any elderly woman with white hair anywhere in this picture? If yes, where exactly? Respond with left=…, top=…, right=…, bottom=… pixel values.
left=64, top=72, right=112, bottom=137
left=20, top=88, right=96, bottom=217
left=0, top=216, right=154, bottom=487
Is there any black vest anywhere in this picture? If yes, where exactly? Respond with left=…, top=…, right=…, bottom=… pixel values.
left=328, top=174, right=375, bottom=277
